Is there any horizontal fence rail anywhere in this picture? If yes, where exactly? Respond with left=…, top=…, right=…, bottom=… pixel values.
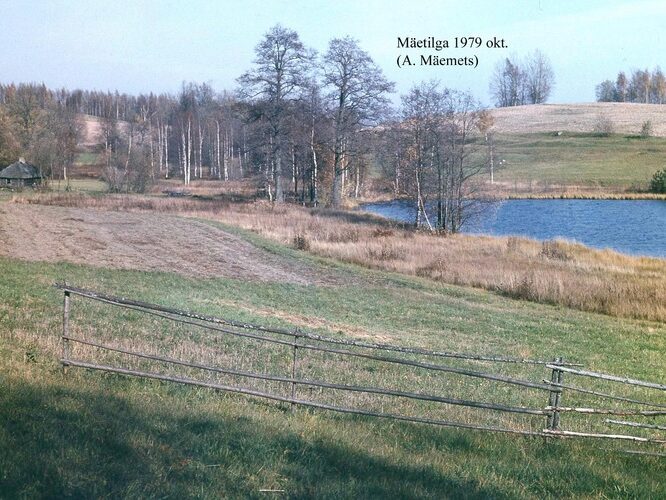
left=55, top=283, right=666, bottom=452
left=62, top=360, right=548, bottom=438
left=542, top=380, right=666, bottom=408
left=545, top=365, right=666, bottom=391
left=62, top=336, right=548, bottom=415
left=54, top=283, right=581, bottom=366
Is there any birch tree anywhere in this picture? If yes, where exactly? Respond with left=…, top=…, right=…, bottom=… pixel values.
left=401, top=82, right=486, bottom=233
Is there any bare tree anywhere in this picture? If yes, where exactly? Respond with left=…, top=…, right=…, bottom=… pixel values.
left=238, top=25, right=314, bottom=202
left=524, top=50, right=554, bottom=104
left=401, top=82, right=486, bottom=233
left=616, top=72, right=628, bottom=102
left=490, top=51, right=554, bottom=107
left=651, top=67, right=666, bottom=104
left=322, top=36, right=394, bottom=207
left=489, top=58, right=525, bottom=107
left=401, top=81, right=443, bottom=229
left=476, top=109, right=496, bottom=184
left=0, top=106, right=19, bottom=166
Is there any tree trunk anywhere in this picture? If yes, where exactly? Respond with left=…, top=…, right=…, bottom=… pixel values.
left=164, top=124, right=169, bottom=179
left=310, top=120, right=318, bottom=206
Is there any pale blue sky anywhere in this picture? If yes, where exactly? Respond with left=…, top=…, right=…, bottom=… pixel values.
left=1, top=0, right=664, bottom=105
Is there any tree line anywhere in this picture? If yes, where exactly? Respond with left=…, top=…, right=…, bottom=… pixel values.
left=0, top=83, right=80, bottom=182
left=595, top=67, right=666, bottom=104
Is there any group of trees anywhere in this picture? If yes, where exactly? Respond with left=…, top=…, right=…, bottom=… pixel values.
left=0, top=25, right=497, bottom=232
left=378, top=83, right=486, bottom=232
left=237, top=25, right=394, bottom=205
left=1, top=26, right=396, bottom=204
left=595, top=68, right=666, bottom=104
left=0, top=83, right=254, bottom=192
left=489, top=50, right=555, bottom=107
left=0, top=83, right=80, bottom=182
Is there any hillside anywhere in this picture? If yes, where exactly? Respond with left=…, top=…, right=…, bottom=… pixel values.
left=490, top=102, right=666, bottom=136
left=1, top=197, right=665, bottom=497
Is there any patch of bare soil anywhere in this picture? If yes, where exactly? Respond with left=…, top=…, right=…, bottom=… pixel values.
left=0, top=204, right=345, bottom=286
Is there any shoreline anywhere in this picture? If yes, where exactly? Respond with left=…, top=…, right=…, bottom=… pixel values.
left=503, top=192, right=666, bottom=200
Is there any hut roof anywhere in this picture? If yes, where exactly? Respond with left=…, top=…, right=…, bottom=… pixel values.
left=0, top=159, right=41, bottom=179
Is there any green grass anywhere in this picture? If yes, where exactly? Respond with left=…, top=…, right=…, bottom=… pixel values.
left=74, top=152, right=102, bottom=166
left=493, top=132, right=666, bottom=189
left=1, top=242, right=665, bottom=497
left=48, top=178, right=108, bottom=193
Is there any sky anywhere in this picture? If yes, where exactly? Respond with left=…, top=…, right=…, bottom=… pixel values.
left=1, top=0, right=665, bottom=106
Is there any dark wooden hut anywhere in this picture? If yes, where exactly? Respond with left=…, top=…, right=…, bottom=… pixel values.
left=0, top=158, right=42, bottom=188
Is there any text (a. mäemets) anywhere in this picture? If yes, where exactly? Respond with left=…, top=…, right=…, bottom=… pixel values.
left=395, top=36, right=507, bottom=70
left=396, top=55, right=478, bottom=68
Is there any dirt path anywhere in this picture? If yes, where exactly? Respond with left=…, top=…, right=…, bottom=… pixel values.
left=0, top=203, right=345, bottom=285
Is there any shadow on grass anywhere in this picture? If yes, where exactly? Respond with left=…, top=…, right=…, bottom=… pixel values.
left=2, top=374, right=661, bottom=498
left=0, top=377, right=506, bottom=499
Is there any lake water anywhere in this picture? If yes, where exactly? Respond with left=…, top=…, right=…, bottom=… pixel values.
left=360, top=199, right=666, bottom=258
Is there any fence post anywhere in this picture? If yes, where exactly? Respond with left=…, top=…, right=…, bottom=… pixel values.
left=290, top=328, right=299, bottom=407
left=62, top=288, right=71, bottom=374
left=547, top=357, right=564, bottom=430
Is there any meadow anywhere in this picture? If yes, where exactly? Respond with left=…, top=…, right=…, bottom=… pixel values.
left=10, top=190, right=666, bottom=322
left=1, top=189, right=665, bottom=497
left=2, top=255, right=665, bottom=498
left=490, top=132, right=666, bottom=192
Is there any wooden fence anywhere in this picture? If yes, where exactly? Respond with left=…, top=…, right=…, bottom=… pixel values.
left=56, top=283, right=666, bottom=454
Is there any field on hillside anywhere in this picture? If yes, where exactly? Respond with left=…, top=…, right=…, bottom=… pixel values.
left=490, top=103, right=666, bottom=137
left=7, top=191, right=666, bottom=322
left=1, top=194, right=665, bottom=497
left=491, top=132, right=666, bottom=190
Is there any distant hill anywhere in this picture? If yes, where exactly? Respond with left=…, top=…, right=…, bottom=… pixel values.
left=490, top=102, right=666, bottom=136
left=77, top=114, right=129, bottom=150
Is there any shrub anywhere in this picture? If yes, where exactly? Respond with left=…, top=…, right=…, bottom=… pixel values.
left=592, top=115, right=614, bottom=136
left=540, top=240, right=571, bottom=261
left=292, top=234, right=310, bottom=250
left=649, top=169, right=666, bottom=193
left=640, top=120, right=654, bottom=138
left=367, top=244, right=406, bottom=261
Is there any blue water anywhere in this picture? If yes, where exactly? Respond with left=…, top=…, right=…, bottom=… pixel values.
left=361, top=199, right=666, bottom=258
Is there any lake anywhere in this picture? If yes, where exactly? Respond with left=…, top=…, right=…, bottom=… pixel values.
left=360, top=199, right=666, bottom=258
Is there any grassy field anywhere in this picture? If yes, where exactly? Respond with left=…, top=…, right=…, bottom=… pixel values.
left=489, top=132, right=666, bottom=192
left=49, top=178, right=108, bottom=193
left=489, top=103, right=666, bottom=137
left=1, top=197, right=665, bottom=497
left=9, top=192, right=666, bottom=323
left=73, top=152, right=102, bottom=166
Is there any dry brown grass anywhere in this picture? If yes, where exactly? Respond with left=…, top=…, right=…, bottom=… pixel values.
left=0, top=200, right=346, bottom=285
left=490, top=102, right=666, bottom=136
left=10, top=191, right=666, bottom=323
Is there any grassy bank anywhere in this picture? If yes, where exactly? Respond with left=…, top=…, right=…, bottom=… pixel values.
left=1, top=248, right=665, bottom=497
left=11, top=192, right=666, bottom=323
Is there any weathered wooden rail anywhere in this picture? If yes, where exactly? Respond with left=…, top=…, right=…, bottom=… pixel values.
left=55, top=283, right=666, bottom=451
